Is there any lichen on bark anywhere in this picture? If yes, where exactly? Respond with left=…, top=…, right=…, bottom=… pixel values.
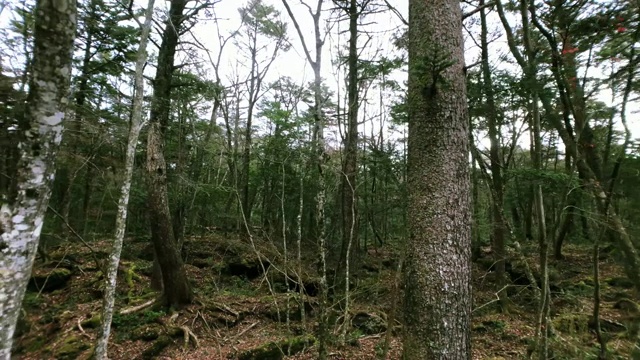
left=0, top=0, right=76, bottom=357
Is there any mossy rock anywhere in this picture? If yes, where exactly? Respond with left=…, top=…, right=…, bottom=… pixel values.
left=21, top=336, right=47, bottom=353
left=81, top=314, right=101, bottom=329
left=613, top=298, right=640, bottom=315
left=28, top=268, right=72, bottom=292
left=141, top=336, right=172, bottom=359
left=553, top=313, right=590, bottom=334
left=50, top=335, right=90, bottom=360
left=132, top=323, right=164, bottom=341
left=238, top=335, right=315, bottom=360
left=605, top=277, right=634, bottom=289
left=563, top=281, right=594, bottom=296
left=351, top=312, right=386, bottom=335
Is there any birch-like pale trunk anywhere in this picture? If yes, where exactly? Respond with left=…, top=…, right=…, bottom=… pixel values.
left=92, top=0, right=156, bottom=358
left=296, top=164, right=305, bottom=324
left=0, top=0, right=76, bottom=356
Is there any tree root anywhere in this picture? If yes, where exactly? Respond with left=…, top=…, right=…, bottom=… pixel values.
left=180, top=325, right=199, bottom=349
left=119, top=299, right=155, bottom=315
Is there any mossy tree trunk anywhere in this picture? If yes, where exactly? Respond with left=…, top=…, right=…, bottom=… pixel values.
left=0, top=0, right=76, bottom=356
left=403, top=0, right=472, bottom=358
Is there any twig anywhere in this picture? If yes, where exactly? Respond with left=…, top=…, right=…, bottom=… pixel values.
left=36, top=245, right=70, bottom=299
left=232, top=321, right=259, bottom=340
left=473, top=285, right=510, bottom=313
left=46, top=205, right=97, bottom=254
left=212, top=302, right=240, bottom=318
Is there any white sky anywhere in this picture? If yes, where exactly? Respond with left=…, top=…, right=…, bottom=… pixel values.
left=144, top=0, right=640, bottom=154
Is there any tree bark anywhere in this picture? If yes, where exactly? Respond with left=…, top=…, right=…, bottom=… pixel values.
left=93, top=0, right=156, bottom=357
left=0, top=0, right=76, bottom=356
left=338, top=0, right=360, bottom=279
left=403, top=0, right=472, bottom=358
left=145, top=0, right=192, bottom=307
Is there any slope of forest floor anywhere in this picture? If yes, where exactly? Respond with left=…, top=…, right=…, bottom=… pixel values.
left=12, top=233, right=639, bottom=359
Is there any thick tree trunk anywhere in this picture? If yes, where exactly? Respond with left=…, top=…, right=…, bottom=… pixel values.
left=0, top=0, right=76, bottom=356
left=93, top=0, right=155, bottom=357
left=147, top=123, right=193, bottom=306
left=403, top=0, right=472, bottom=358
left=145, top=0, right=192, bottom=307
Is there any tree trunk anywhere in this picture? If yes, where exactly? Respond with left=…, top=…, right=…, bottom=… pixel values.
left=404, top=0, right=472, bottom=358
left=339, top=0, right=360, bottom=279
left=147, top=123, right=192, bottom=306
left=0, top=0, right=76, bottom=355
left=93, top=0, right=155, bottom=357
left=480, top=0, right=507, bottom=309
left=280, top=1, right=328, bottom=357
left=145, top=0, right=192, bottom=307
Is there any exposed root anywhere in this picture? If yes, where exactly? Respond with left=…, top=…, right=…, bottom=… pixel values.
left=119, top=299, right=155, bottom=315
left=76, top=318, right=91, bottom=339
left=180, top=325, right=199, bottom=349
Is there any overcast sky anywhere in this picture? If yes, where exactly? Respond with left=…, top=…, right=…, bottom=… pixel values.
left=1, top=0, right=638, bottom=152
left=130, top=0, right=640, bottom=153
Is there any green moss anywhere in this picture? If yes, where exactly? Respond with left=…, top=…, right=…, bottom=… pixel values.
left=132, top=324, right=163, bottom=341
left=23, top=336, right=47, bottom=353
left=126, top=264, right=136, bottom=293
left=563, top=281, right=594, bottom=296
left=50, top=335, right=89, bottom=360
left=553, top=313, right=590, bottom=334
left=141, top=336, right=172, bottom=359
left=605, top=277, right=634, bottom=289
left=81, top=314, right=102, bottom=329
left=238, top=335, right=315, bottom=360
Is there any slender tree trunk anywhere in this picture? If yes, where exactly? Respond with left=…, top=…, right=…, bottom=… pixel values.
left=296, top=163, right=305, bottom=324
left=0, top=0, right=76, bottom=355
left=280, top=1, right=328, bottom=357
left=93, top=0, right=155, bottom=357
left=404, top=0, right=472, bottom=357
left=480, top=0, right=508, bottom=310
left=339, top=0, right=359, bottom=278
left=58, top=0, right=96, bottom=230
left=519, top=1, right=551, bottom=355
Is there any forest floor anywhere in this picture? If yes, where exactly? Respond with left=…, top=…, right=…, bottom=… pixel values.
left=12, top=233, right=640, bottom=360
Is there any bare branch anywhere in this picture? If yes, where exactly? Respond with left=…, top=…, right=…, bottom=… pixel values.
left=462, top=1, right=495, bottom=20
left=281, top=0, right=317, bottom=67
left=381, top=0, right=407, bottom=26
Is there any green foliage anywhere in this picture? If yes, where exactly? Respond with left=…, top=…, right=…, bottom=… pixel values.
left=412, top=48, right=457, bottom=97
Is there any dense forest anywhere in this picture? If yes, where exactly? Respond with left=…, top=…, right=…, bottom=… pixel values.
left=0, top=0, right=639, bottom=359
